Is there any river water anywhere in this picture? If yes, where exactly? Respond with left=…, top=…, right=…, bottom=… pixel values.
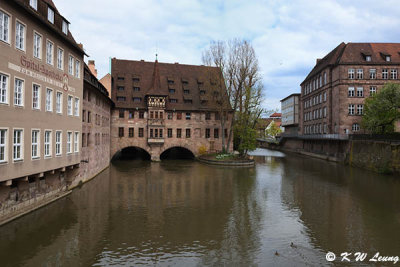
left=0, top=148, right=399, bottom=266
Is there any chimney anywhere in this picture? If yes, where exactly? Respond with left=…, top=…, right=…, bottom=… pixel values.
left=316, top=58, right=321, bottom=64
left=88, top=60, right=97, bottom=78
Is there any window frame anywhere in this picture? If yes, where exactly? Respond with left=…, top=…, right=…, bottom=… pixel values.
left=67, top=95, right=73, bottom=116
left=46, top=88, right=53, bottom=112
left=15, top=19, right=26, bottom=51
left=46, top=39, right=54, bottom=65
left=74, top=132, right=79, bottom=153
left=13, top=128, right=23, bottom=162
left=0, top=128, right=8, bottom=163
left=0, top=9, right=11, bottom=44
left=33, top=31, right=42, bottom=59
left=13, top=77, right=24, bottom=107
left=56, top=91, right=63, bottom=114
left=44, top=130, right=52, bottom=158
left=31, top=129, right=40, bottom=159
left=57, top=47, right=64, bottom=70
left=55, top=130, right=62, bottom=156
left=47, top=7, right=54, bottom=24
left=0, top=72, right=10, bottom=105
left=67, top=131, right=72, bottom=154
left=74, top=97, right=79, bottom=117
left=68, top=55, right=74, bottom=75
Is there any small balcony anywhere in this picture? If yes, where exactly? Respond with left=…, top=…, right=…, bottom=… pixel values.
left=147, top=138, right=165, bottom=144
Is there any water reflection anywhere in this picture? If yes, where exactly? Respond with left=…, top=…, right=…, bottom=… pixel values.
left=0, top=149, right=399, bottom=266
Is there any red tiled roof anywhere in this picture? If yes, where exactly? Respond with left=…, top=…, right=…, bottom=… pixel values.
left=111, top=59, right=232, bottom=111
left=270, top=112, right=282, bottom=118
left=302, top=42, right=400, bottom=84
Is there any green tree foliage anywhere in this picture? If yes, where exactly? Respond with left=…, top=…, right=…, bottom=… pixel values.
left=362, top=83, right=400, bottom=134
left=265, top=121, right=282, bottom=138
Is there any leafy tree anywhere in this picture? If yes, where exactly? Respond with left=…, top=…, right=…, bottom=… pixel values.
left=362, top=83, right=400, bottom=134
left=265, top=121, right=282, bottom=138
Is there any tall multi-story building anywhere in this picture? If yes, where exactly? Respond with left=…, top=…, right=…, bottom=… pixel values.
left=0, top=0, right=84, bottom=217
left=300, top=42, right=400, bottom=135
left=110, top=58, right=233, bottom=161
left=281, top=93, right=300, bottom=135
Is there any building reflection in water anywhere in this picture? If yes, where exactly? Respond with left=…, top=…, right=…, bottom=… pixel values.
left=280, top=154, right=400, bottom=260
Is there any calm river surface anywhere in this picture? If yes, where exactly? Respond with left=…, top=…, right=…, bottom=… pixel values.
left=1, top=148, right=400, bottom=266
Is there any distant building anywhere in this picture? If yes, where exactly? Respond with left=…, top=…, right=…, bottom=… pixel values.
left=300, top=42, right=400, bottom=135
left=110, top=58, right=233, bottom=160
left=281, top=93, right=300, bottom=135
left=256, top=113, right=282, bottom=138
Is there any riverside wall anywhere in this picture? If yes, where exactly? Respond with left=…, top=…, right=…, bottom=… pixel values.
left=258, top=137, right=400, bottom=175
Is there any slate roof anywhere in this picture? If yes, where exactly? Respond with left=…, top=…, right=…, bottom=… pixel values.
left=111, top=58, right=232, bottom=111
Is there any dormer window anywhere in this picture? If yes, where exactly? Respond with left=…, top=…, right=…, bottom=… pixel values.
left=386, top=55, right=391, bottom=62
left=366, top=55, right=371, bottom=62
left=48, top=8, right=54, bottom=24
left=30, top=0, right=37, bottom=10
left=62, top=21, right=68, bottom=35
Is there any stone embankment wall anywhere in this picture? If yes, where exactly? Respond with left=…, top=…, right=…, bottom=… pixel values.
left=348, top=140, right=400, bottom=174
left=258, top=137, right=400, bottom=175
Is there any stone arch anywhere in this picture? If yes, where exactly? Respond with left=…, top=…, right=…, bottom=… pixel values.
left=112, top=146, right=152, bottom=161
left=160, top=146, right=195, bottom=160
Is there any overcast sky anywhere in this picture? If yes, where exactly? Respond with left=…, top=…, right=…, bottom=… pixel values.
left=55, top=0, right=400, bottom=111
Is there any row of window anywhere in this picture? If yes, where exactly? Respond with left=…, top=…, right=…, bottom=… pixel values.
left=348, top=86, right=377, bottom=97
left=348, top=104, right=364, bottom=115
left=28, top=0, right=69, bottom=34
left=82, top=110, right=109, bottom=127
left=304, top=72, right=328, bottom=95
left=0, top=73, right=80, bottom=115
left=0, top=128, right=79, bottom=163
left=118, top=127, right=226, bottom=139
left=304, top=92, right=327, bottom=109
left=118, top=109, right=223, bottom=121
left=348, top=68, right=397, bottom=80
left=304, top=124, right=328, bottom=135
left=81, top=132, right=109, bottom=147
left=116, top=96, right=193, bottom=104
left=304, top=107, right=327, bottom=121
left=0, top=9, right=80, bottom=77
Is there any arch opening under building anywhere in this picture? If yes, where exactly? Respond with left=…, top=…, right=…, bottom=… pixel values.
left=112, top=146, right=151, bottom=161
left=160, top=147, right=195, bottom=160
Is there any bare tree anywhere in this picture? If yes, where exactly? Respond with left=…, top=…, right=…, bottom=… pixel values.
left=202, top=39, right=264, bottom=154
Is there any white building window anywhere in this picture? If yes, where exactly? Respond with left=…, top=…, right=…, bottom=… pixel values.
left=13, top=129, right=23, bottom=161
left=56, top=91, right=62, bottom=113
left=386, top=55, right=391, bottom=62
left=348, top=87, right=355, bottom=97
left=15, top=21, right=25, bottom=51
left=366, top=55, right=371, bottom=62
left=75, top=60, right=80, bottom=78
left=48, top=8, right=54, bottom=24
left=356, top=69, right=363, bottom=79
left=74, top=98, right=79, bottom=116
left=348, top=69, right=355, bottom=79
left=33, top=33, right=41, bottom=59
left=57, top=48, right=64, bottom=70
left=55, top=131, right=62, bottom=156
left=62, top=20, right=68, bottom=35
left=32, top=84, right=40, bottom=109
left=0, top=10, right=10, bottom=43
left=369, top=69, right=376, bottom=79
left=356, top=87, right=363, bottom=97
left=0, top=73, right=9, bottom=104
left=31, top=130, right=39, bottom=159
left=391, top=69, right=397, bottom=79
left=348, top=104, right=355, bottom=115
left=67, top=132, right=72, bottom=154
left=46, top=88, right=53, bottom=112
left=44, top=130, right=51, bottom=157
left=370, top=86, right=377, bottom=96
left=67, top=95, right=73, bottom=115
left=382, top=69, right=388, bottom=79
left=46, top=40, right=54, bottom=65
left=74, top=132, right=79, bottom=152
left=69, top=56, right=74, bottom=75
left=14, top=78, right=24, bottom=106
left=30, top=0, right=38, bottom=10
left=357, top=104, right=364, bottom=115
left=0, top=129, right=7, bottom=163
left=352, top=123, right=360, bottom=132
